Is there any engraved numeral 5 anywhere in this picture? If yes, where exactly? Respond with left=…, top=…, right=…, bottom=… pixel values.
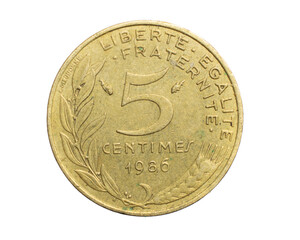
left=117, top=68, right=173, bottom=136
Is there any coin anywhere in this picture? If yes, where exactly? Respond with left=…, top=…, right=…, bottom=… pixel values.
left=47, top=21, right=243, bottom=216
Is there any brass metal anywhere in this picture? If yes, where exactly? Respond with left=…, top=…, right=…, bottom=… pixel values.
left=47, top=21, right=243, bottom=216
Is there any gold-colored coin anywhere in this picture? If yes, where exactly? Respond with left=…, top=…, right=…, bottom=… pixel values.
left=47, top=21, right=243, bottom=216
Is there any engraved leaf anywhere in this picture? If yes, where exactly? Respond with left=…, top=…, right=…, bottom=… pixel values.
left=72, top=55, right=90, bottom=95
left=92, top=59, right=106, bottom=76
left=88, top=140, right=100, bottom=174
left=60, top=133, right=84, bottom=166
left=101, top=164, right=121, bottom=198
left=100, top=79, right=113, bottom=95
left=60, top=95, right=73, bottom=133
left=75, top=169, right=106, bottom=192
left=75, top=97, right=94, bottom=132
left=76, top=71, right=95, bottom=107
left=171, top=80, right=185, bottom=94
left=81, top=114, right=106, bottom=148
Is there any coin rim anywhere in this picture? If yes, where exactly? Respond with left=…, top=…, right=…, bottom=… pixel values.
left=47, top=20, right=243, bottom=216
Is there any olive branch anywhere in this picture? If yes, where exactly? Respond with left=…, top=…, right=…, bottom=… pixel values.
left=59, top=55, right=153, bottom=208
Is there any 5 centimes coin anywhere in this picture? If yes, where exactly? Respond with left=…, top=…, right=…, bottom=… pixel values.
left=47, top=21, right=243, bottom=216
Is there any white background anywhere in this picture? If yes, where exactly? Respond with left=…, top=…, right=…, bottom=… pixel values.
left=1, top=1, right=299, bottom=239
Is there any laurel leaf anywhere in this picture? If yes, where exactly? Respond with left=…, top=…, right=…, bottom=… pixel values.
left=100, top=79, right=113, bottom=95
left=88, top=140, right=100, bottom=173
left=72, top=55, right=90, bottom=95
left=171, top=80, right=185, bottom=94
left=92, top=59, right=106, bottom=76
left=75, top=169, right=106, bottom=192
left=76, top=71, right=95, bottom=107
left=60, top=95, right=73, bottom=133
left=101, top=164, right=121, bottom=198
left=60, top=133, right=84, bottom=166
left=75, top=97, right=94, bottom=132
left=81, top=114, right=106, bottom=148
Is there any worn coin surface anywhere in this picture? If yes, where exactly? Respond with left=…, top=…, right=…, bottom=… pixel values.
left=47, top=21, right=243, bottom=216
